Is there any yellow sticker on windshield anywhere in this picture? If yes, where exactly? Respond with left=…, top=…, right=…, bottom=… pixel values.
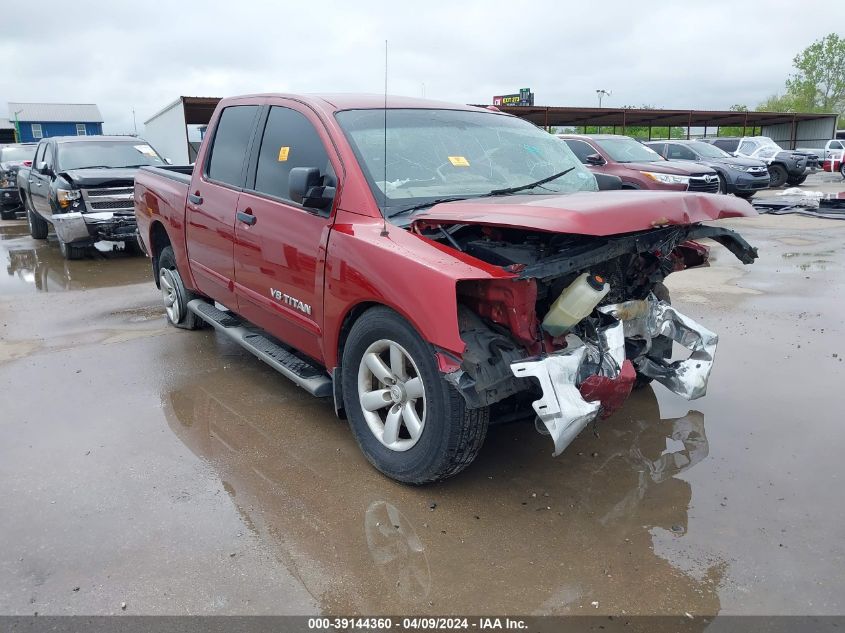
left=448, top=156, right=470, bottom=167
left=278, top=146, right=290, bottom=161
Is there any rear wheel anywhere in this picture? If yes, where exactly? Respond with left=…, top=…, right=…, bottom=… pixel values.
left=26, top=198, right=48, bottom=240
left=158, top=246, right=203, bottom=330
left=786, top=174, right=808, bottom=186
left=342, top=307, right=489, bottom=484
left=768, top=164, right=788, bottom=188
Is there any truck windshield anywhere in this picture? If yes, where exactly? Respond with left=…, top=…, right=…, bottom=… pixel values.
left=593, top=137, right=664, bottom=163
left=335, top=109, right=597, bottom=214
left=0, top=145, right=36, bottom=162
left=57, top=141, right=164, bottom=170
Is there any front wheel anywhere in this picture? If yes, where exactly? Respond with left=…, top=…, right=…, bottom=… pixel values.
left=26, top=199, right=48, bottom=240
left=342, top=307, right=489, bottom=484
left=768, top=164, right=788, bottom=188
left=58, top=237, right=88, bottom=260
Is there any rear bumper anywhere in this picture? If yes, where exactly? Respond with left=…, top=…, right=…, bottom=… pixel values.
left=51, top=211, right=138, bottom=244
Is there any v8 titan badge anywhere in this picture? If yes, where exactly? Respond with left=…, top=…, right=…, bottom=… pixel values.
left=278, top=146, right=290, bottom=161
left=448, top=156, right=470, bottom=167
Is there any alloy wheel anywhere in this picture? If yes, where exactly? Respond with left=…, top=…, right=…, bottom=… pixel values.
left=357, top=339, right=426, bottom=451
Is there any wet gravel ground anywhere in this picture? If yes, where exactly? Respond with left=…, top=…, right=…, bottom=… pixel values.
left=1, top=173, right=844, bottom=617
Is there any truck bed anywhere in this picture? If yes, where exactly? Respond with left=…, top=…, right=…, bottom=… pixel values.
left=138, top=165, right=193, bottom=185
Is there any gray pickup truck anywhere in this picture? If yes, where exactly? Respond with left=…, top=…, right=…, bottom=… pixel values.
left=701, top=136, right=816, bottom=187
left=17, top=136, right=166, bottom=259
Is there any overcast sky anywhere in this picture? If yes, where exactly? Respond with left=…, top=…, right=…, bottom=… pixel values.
left=1, top=0, right=843, bottom=134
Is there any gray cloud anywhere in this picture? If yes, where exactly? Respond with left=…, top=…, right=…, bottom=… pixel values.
left=1, top=0, right=842, bottom=135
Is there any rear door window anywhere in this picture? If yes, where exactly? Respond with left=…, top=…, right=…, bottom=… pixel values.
left=253, top=106, right=332, bottom=203
left=666, top=144, right=696, bottom=160
left=562, top=139, right=599, bottom=164
left=205, top=105, right=260, bottom=188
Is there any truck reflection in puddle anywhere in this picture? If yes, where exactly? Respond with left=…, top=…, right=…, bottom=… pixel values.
left=2, top=234, right=149, bottom=293
left=161, top=364, right=724, bottom=617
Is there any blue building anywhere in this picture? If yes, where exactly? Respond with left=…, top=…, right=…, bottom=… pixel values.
left=7, top=102, right=104, bottom=143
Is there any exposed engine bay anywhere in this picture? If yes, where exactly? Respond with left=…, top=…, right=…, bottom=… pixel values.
left=415, top=220, right=758, bottom=456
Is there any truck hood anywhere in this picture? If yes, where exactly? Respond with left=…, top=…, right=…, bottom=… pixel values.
left=701, top=155, right=767, bottom=169
left=412, top=190, right=756, bottom=236
left=60, top=167, right=139, bottom=187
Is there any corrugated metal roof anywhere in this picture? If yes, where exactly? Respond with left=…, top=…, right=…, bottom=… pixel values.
left=8, top=102, right=103, bottom=123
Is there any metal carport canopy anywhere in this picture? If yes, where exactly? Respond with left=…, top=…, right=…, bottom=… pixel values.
left=478, top=105, right=836, bottom=130
left=181, top=97, right=221, bottom=125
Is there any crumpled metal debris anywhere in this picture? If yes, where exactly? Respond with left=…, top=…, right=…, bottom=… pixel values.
left=600, top=294, right=718, bottom=400
left=511, top=294, right=719, bottom=456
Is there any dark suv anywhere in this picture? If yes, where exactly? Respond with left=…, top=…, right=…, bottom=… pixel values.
left=558, top=134, right=720, bottom=193
left=644, top=140, right=770, bottom=199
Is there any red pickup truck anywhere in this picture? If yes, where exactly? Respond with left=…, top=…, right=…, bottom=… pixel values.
left=135, top=94, right=757, bottom=483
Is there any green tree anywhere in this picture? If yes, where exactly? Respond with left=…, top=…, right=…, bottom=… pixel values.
left=760, top=33, right=845, bottom=114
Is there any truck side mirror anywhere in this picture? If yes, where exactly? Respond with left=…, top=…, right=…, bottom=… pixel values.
left=37, top=161, right=53, bottom=176
left=289, top=167, right=335, bottom=210
left=585, top=153, right=606, bottom=166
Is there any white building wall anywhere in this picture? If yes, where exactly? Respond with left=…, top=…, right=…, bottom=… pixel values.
left=143, top=100, right=189, bottom=164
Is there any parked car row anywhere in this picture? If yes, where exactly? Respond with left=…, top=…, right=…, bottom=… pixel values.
left=701, top=136, right=817, bottom=187
left=557, top=133, right=817, bottom=196
left=15, top=135, right=167, bottom=259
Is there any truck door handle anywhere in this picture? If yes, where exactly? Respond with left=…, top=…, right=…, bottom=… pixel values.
left=237, top=209, right=256, bottom=225
left=188, top=193, right=203, bottom=205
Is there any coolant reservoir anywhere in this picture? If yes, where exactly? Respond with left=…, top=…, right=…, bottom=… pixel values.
left=542, top=272, right=610, bottom=336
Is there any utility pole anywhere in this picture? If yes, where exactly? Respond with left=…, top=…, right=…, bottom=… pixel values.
left=13, top=109, right=22, bottom=143
left=596, top=89, right=611, bottom=108
left=132, top=108, right=137, bottom=135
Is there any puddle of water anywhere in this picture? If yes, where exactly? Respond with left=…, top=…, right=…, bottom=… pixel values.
left=1, top=223, right=151, bottom=294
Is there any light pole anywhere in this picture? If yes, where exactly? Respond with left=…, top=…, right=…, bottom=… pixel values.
left=596, top=89, right=611, bottom=108
left=13, top=109, right=22, bottom=142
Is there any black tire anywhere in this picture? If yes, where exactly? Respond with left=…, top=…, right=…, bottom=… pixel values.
left=123, top=236, right=143, bottom=256
left=716, top=173, right=727, bottom=194
left=58, top=237, right=88, bottom=260
left=840, top=162, right=845, bottom=179
left=786, top=174, right=808, bottom=186
left=633, top=282, right=672, bottom=389
left=158, top=246, right=204, bottom=330
left=768, top=164, right=788, bottom=188
left=736, top=191, right=756, bottom=200
left=342, top=306, right=489, bottom=484
left=26, top=199, right=48, bottom=240
left=0, top=207, right=17, bottom=220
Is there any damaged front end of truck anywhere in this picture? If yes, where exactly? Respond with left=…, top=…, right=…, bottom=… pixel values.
left=413, top=211, right=757, bottom=456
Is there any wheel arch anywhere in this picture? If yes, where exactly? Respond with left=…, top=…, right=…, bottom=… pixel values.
left=149, top=220, right=172, bottom=288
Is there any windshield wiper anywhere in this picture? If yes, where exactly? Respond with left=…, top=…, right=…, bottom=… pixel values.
left=387, top=196, right=472, bottom=217
left=68, top=165, right=114, bottom=170
left=387, top=166, right=576, bottom=218
left=486, top=167, right=575, bottom=196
